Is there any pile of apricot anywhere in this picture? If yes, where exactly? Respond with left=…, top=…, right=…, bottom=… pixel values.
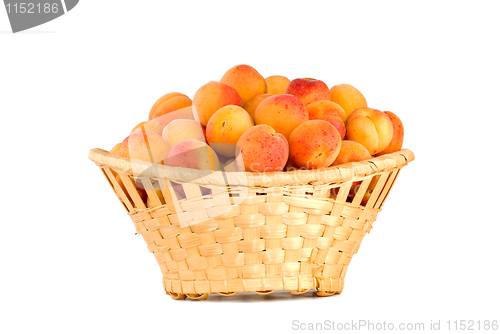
left=111, top=64, right=404, bottom=174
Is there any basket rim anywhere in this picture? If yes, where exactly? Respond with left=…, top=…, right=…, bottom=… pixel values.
left=88, top=148, right=414, bottom=187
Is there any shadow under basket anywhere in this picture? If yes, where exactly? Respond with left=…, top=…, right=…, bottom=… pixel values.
left=88, top=148, right=414, bottom=300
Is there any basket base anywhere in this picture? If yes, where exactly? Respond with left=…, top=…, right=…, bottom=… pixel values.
left=163, top=276, right=344, bottom=300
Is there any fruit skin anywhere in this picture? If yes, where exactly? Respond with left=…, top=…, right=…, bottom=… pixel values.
left=306, top=100, right=347, bottom=122
left=254, top=94, right=309, bottom=141
left=162, top=119, right=206, bottom=148
left=331, top=140, right=372, bottom=166
left=220, top=64, right=267, bottom=105
left=374, top=111, right=404, bottom=156
left=288, top=120, right=342, bottom=169
left=330, top=84, right=367, bottom=117
left=307, top=101, right=346, bottom=139
left=149, top=92, right=188, bottom=120
left=166, top=139, right=220, bottom=171
left=284, top=78, right=330, bottom=106
left=152, top=95, right=193, bottom=119
left=346, top=107, right=394, bottom=155
left=120, top=130, right=170, bottom=163
left=206, top=105, right=254, bottom=157
left=130, top=120, right=166, bottom=136
left=118, top=136, right=130, bottom=158
left=265, top=75, right=290, bottom=95
left=243, top=93, right=272, bottom=121
left=192, top=81, right=243, bottom=126
left=236, top=124, right=289, bottom=172
left=110, top=143, right=121, bottom=155
left=152, top=106, right=195, bottom=126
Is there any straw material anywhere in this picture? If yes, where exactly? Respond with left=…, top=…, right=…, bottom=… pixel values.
left=89, top=148, right=414, bottom=300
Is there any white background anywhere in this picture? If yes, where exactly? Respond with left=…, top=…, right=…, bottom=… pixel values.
left=1, top=1, right=499, bottom=333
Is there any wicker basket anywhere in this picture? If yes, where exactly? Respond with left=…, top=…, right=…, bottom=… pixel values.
left=88, top=148, right=414, bottom=300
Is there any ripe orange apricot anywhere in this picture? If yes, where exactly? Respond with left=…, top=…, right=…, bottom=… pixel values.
left=120, top=130, right=170, bottom=163
left=152, top=95, right=192, bottom=119
left=148, top=92, right=188, bottom=120
left=206, top=105, right=254, bottom=157
left=236, top=124, right=289, bottom=172
left=330, top=84, right=367, bottom=117
left=254, top=94, right=309, bottom=141
left=192, top=81, right=243, bottom=126
left=221, top=64, right=267, bottom=105
left=331, top=140, right=371, bottom=166
left=265, top=75, right=290, bottom=95
left=307, top=101, right=347, bottom=138
left=306, top=100, right=347, bottom=122
left=285, top=78, right=330, bottom=106
left=374, top=111, right=404, bottom=156
left=288, top=120, right=342, bottom=169
left=346, top=107, right=393, bottom=155
left=243, top=93, right=272, bottom=121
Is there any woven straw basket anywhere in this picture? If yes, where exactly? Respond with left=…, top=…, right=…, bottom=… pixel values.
left=89, top=148, right=414, bottom=300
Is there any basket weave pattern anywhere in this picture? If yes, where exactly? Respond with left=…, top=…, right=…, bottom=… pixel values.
left=89, top=148, right=414, bottom=299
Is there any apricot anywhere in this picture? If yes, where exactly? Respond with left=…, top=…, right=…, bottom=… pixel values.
left=206, top=105, right=254, bottom=157
left=330, top=84, right=367, bottom=117
left=288, top=120, right=341, bottom=169
left=166, top=139, right=220, bottom=171
left=375, top=111, right=404, bottom=156
left=265, top=75, right=290, bottom=95
left=110, top=143, right=121, bottom=155
left=152, top=106, right=195, bottom=126
left=243, top=93, right=272, bottom=121
left=148, top=92, right=188, bottom=120
left=152, top=95, right=192, bottom=119
left=236, top=124, right=289, bottom=172
left=130, top=120, right=166, bottom=136
left=118, top=136, right=130, bottom=159
left=284, top=78, right=330, bottom=106
left=162, top=119, right=206, bottom=148
left=254, top=94, right=309, bottom=140
left=307, top=101, right=346, bottom=139
left=220, top=64, right=267, bottom=105
left=192, top=81, right=243, bottom=126
left=346, top=107, right=394, bottom=155
left=120, top=130, right=170, bottom=163
left=331, top=140, right=372, bottom=166
left=306, top=100, right=347, bottom=122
